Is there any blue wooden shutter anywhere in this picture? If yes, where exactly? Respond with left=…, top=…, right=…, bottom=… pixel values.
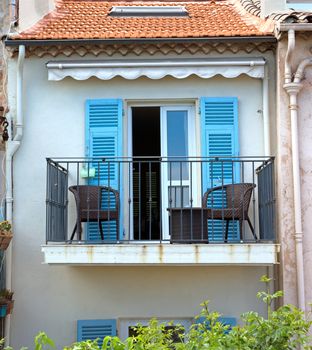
left=86, top=99, right=123, bottom=241
left=77, top=319, right=117, bottom=344
left=196, top=316, right=237, bottom=333
left=200, top=97, right=239, bottom=242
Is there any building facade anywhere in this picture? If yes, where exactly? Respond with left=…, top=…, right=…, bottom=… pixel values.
left=5, top=0, right=309, bottom=347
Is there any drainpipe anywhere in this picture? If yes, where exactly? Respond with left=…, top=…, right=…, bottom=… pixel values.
left=263, top=63, right=270, bottom=155
left=294, top=58, right=312, bottom=83
left=5, top=44, right=25, bottom=345
left=283, top=30, right=306, bottom=313
left=285, top=29, right=295, bottom=84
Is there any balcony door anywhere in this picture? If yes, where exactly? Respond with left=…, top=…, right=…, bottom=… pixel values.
left=160, top=106, right=197, bottom=239
left=131, top=105, right=197, bottom=240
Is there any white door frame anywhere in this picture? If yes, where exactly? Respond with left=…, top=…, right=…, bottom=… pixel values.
left=127, top=103, right=198, bottom=241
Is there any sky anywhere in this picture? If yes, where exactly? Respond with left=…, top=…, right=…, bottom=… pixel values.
left=287, top=3, right=312, bottom=10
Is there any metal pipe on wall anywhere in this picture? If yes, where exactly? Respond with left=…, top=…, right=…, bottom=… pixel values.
left=282, top=29, right=312, bottom=314
left=263, top=63, right=270, bottom=155
left=5, top=44, right=25, bottom=345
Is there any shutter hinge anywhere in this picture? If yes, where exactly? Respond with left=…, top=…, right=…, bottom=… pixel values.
left=122, top=109, right=125, bottom=117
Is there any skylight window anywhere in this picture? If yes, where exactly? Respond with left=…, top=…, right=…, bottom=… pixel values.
left=109, top=6, right=188, bottom=17
left=287, top=0, right=312, bottom=11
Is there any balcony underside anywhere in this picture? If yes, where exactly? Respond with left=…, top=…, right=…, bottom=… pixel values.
left=41, top=243, right=279, bottom=266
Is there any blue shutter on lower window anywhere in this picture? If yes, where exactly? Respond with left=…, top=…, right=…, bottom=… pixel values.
left=85, top=99, right=123, bottom=241
left=196, top=316, right=237, bottom=333
left=200, top=97, right=240, bottom=242
left=77, top=319, right=117, bottom=344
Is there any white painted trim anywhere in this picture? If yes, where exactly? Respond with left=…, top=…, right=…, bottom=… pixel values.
left=127, top=107, right=134, bottom=240
left=41, top=243, right=280, bottom=265
left=126, top=102, right=198, bottom=241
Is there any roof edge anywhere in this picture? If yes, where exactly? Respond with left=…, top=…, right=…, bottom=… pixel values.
left=5, top=36, right=277, bottom=47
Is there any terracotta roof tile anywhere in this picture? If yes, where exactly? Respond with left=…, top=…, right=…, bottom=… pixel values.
left=13, top=0, right=274, bottom=40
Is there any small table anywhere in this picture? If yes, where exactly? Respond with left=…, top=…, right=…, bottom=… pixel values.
left=167, top=208, right=209, bottom=243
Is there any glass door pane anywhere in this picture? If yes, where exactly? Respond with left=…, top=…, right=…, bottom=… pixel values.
left=161, top=106, right=196, bottom=239
left=167, top=110, right=189, bottom=182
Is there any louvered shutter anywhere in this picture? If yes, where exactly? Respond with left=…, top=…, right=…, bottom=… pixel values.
left=196, top=316, right=236, bottom=333
left=86, top=99, right=123, bottom=241
left=200, top=97, right=239, bottom=242
left=77, top=319, right=117, bottom=345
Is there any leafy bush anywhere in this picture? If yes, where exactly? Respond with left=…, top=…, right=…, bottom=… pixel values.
left=4, top=276, right=312, bottom=350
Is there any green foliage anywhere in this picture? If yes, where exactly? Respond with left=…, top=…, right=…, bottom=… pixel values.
left=2, top=331, right=55, bottom=350
left=34, top=332, right=56, bottom=350
left=0, top=221, right=11, bottom=233
left=2, top=277, right=312, bottom=350
left=0, top=289, right=14, bottom=301
left=241, top=275, right=311, bottom=350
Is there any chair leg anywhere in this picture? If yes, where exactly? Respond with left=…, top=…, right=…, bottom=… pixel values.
left=70, top=223, right=77, bottom=241
left=224, top=220, right=229, bottom=243
left=116, top=219, right=119, bottom=241
left=99, top=221, right=104, bottom=240
left=239, top=220, right=243, bottom=241
left=77, top=223, right=83, bottom=241
left=247, top=217, right=257, bottom=240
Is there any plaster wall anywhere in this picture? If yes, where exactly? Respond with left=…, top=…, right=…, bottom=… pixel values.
left=11, top=266, right=268, bottom=348
left=0, top=0, right=10, bottom=37
left=18, top=0, right=54, bottom=31
left=260, top=0, right=286, bottom=18
left=0, top=151, right=4, bottom=220
left=0, top=0, right=10, bottom=148
left=6, top=51, right=276, bottom=348
left=277, top=34, right=312, bottom=309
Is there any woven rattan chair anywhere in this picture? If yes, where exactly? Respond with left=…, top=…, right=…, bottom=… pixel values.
left=69, top=185, right=119, bottom=241
left=202, top=183, right=256, bottom=242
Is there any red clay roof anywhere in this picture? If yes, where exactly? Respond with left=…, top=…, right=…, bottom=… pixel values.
left=14, top=0, right=274, bottom=40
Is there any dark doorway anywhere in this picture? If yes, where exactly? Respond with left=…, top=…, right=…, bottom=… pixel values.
left=132, top=107, right=161, bottom=240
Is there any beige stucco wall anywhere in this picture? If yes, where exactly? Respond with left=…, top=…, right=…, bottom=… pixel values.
left=6, top=49, right=276, bottom=348
left=276, top=34, right=312, bottom=309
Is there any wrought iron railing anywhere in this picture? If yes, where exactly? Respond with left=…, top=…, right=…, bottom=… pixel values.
left=46, top=156, right=275, bottom=244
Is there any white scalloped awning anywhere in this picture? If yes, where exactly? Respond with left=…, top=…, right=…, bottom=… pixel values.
left=46, top=58, right=266, bottom=81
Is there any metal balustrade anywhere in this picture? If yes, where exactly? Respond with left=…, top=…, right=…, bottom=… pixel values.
left=46, top=156, right=275, bottom=244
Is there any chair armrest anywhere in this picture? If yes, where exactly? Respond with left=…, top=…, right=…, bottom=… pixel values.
left=241, top=184, right=256, bottom=204
left=100, top=186, right=120, bottom=212
left=202, top=185, right=228, bottom=207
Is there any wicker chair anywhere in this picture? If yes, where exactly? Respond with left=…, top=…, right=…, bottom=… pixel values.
left=69, top=185, right=119, bottom=241
left=202, top=183, right=256, bottom=242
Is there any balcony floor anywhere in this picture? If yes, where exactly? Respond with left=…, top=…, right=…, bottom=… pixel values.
left=41, top=243, right=279, bottom=266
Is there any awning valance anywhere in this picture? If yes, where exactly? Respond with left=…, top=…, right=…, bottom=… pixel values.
left=46, top=58, right=266, bottom=81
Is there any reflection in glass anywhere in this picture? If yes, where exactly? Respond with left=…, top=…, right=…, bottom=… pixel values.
left=168, top=185, right=190, bottom=208
left=167, top=110, right=189, bottom=181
